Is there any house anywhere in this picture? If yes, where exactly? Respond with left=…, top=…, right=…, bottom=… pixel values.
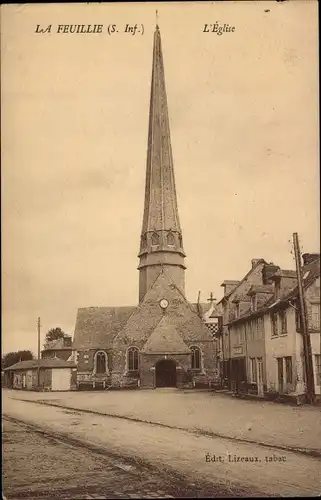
left=41, top=334, right=73, bottom=361
left=216, top=258, right=270, bottom=390
left=264, top=253, right=320, bottom=402
left=3, top=358, right=77, bottom=391
left=223, top=253, right=320, bottom=403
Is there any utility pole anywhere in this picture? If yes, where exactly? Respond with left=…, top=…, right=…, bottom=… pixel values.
left=37, top=317, right=41, bottom=360
left=293, top=233, right=315, bottom=404
left=37, top=317, right=41, bottom=390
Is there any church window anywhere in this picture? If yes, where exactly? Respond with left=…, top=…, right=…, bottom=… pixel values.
left=128, top=347, right=139, bottom=371
left=151, top=232, right=160, bottom=246
left=94, top=351, right=107, bottom=374
left=167, top=232, right=175, bottom=246
left=141, top=234, right=147, bottom=248
left=178, top=234, right=183, bottom=248
left=190, top=346, right=201, bottom=370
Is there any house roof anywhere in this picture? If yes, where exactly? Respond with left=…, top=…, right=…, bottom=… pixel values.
left=73, top=306, right=135, bottom=350
left=232, top=294, right=251, bottom=304
left=278, top=257, right=320, bottom=304
left=217, top=259, right=268, bottom=304
left=141, top=315, right=191, bottom=354
left=4, top=358, right=76, bottom=371
left=42, top=337, right=72, bottom=351
left=229, top=256, right=320, bottom=326
left=220, top=280, right=240, bottom=287
left=247, top=284, right=274, bottom=296
left=269, top=269, right=297, bottom=280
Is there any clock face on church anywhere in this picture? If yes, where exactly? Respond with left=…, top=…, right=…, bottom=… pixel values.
left=159, top=298, right=169, bottom=310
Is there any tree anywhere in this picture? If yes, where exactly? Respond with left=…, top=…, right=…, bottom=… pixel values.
left=45, top=327, right=66, bottom=344
left=2, top=350, right=34, bottom=369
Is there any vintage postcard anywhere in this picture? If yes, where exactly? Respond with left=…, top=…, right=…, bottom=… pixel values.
left=1, top=1, right=320, bottom=498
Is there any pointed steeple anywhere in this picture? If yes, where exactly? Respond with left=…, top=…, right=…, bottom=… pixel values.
left=138, top=25, right=186, bottom=303
left=141, top=25, right=183, bottom=236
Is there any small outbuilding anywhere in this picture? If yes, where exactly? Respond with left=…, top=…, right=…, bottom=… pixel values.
left=3, top=358, right=77, bottom=391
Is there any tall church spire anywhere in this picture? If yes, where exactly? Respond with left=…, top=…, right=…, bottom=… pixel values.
left=138, top=25, right=186, bottom=303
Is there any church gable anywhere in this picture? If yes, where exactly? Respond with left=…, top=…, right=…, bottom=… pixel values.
left=141, top=315, right=191, bottom=354
left=113, top=269, right=214, bottom=348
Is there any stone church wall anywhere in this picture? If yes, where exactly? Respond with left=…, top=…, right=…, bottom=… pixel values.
left=76, top=349, right=112, bottom=389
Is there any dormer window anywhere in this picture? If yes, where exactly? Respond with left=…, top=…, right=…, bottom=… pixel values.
left=167, top=232, right=175, bottom=246
left=151, top=232, right=160, bottom=246
left=251, top=295, right=257, bottom=312
left=235, top=303, right=240, bottom=319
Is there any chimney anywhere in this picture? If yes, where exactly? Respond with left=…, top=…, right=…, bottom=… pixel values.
left=262, top=263, right=280, bottom=284
left=251, top=258, right=263, bottom=269
left=302, top=253, right=320, bottom=266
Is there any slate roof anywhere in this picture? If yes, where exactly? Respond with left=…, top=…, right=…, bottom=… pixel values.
left=270, top=269, right=297, bottom=279
left=4, top=358, right=76, bottom=371
left=141, top=25, right=182, bottom=234
left=73, top=269, right=216, bottom=352
left=229, top=256, right=320, bottom=325
left=141, top=315, right=191, bottom=354
left=247, top=284, right=274, bottom=295
left=73, top=306, right=135, bottom=350
left=232, top=294, right=251, bottom=303
left=276, top=257, right=320, bottom=304
left=113, top=269, right=214, bottom=347
left=218, top=259, right=268, bottom=304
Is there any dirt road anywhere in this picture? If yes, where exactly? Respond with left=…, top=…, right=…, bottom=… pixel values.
left=3, top=393, right=321, bottom=497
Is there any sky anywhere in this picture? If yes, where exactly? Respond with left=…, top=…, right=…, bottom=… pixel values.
left=2, top=1, right=319, bottom=355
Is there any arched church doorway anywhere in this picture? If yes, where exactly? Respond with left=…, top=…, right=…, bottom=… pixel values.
left=155, top=359, right=177, bottom=388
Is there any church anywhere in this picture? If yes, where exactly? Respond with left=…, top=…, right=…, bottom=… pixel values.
left=73, top=24, right=219, bottom=390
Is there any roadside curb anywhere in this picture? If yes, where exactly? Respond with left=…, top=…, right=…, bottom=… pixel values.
left=8, top=396, right=321, bottom=460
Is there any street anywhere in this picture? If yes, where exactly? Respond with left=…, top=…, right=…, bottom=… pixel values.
left=3, top=389, right=321, bottom=498
left=3, top=418, right=192, bottom=499
left=5, top=387, right=321, bottom=454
